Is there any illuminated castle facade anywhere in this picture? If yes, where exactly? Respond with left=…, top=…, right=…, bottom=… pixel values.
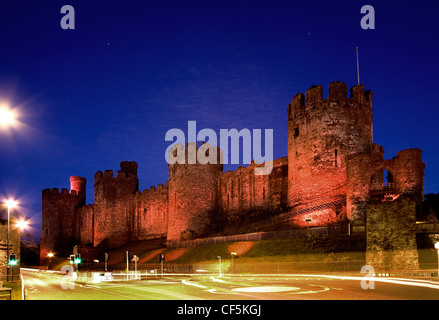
left=40, top=81, right=425, bottom=266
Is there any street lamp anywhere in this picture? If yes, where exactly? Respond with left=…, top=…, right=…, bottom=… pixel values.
left=217, top=256, right=222, bottom=277
left=15, top=219, right=28, bottom=231
left=47, top=252, right=54, bottom=270
left=435, top=242, right=439, bottom=277
left=0, top=106, right=17, bottom=128
left=231, top=252, right=237, bottom=275
left=4, top=199, right=17, bottom=281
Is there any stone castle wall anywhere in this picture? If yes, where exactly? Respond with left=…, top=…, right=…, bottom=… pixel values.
left=287, top=82, right=373, bottom=226
left=0, top=225, right=20, bottom=279
left=40, top=81, right=426, bottom=267
left=93, top=162, right=139, bottom=248
left=366, top=196, right=419, bottom=271
left=134, top=183, right=168, bottom=240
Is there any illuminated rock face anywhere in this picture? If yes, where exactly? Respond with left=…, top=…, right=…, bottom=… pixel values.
left=40, top=81, right=425, bottom=265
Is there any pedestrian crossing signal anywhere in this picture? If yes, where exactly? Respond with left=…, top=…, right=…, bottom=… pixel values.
left=9, top=253, right=17, bottom=266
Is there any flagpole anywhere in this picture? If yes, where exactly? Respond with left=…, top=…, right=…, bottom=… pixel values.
left=356, top=47, right=360, bottom=85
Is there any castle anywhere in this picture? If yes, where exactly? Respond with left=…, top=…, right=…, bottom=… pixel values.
left=40, top=81, right=425, bottom=266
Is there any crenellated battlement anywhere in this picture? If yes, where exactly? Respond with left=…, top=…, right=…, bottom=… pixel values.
left=42, top=187, right=84, bottom=198
left=95, top=161, right=139, bottom=184
left=139, top=183, right=169, bottom=195
left=288, top=81, right=372, bottom=120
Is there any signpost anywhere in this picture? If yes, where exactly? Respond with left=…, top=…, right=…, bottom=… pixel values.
left=132, top=255, right=139, bottom=279
left=104, top=252, right=108, bottom=272
left=158, top=254, right=165, bottom=277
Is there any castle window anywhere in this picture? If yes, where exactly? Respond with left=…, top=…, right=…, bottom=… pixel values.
left=294, top=127, right=299, bottom=138
left=334, top=149, right=338, bottom=168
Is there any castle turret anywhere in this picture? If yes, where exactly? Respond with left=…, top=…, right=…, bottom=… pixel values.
left=287, top=81, right=373, bottom=225
left=70, top=176, right=86, bottom=206
left=167, top=142, right=223, bottom=241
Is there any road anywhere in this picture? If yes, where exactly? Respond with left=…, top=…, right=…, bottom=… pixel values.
left=21, top=269, right=439, bottom=300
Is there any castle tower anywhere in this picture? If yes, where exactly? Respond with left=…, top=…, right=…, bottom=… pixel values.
left=70, top=176, right=86, bottom=206
left=40, top=176, right=87, bottom=264
left=93, top=161, right=139, bottom=248
left=167, top=142, right=223, bottom=241
left=287, top=81, right=373, bottom=225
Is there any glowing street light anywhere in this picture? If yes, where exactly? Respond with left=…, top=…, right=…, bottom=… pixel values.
left=231, top=252, right=237, bottom=275
left=435, top=242, right=439, bottom=277
left=0, top=106, right=17, bottom=128
left=15, top=219, right=29, bottom=230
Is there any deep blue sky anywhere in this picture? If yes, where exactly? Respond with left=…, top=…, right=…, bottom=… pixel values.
left=1, top=0, right=438, bottom=242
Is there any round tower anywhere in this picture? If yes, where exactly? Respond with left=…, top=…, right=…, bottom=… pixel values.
left=167, top=142, right=223, bottom=241
left=70, top=176, right=86, bottom=206
left=287, top=81, right=373, bottom=225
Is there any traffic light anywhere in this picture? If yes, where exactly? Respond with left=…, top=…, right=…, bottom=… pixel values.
left=9, top=253, right=17, bottom=266
left=74, top=253, right=81, bottom=264
left=158, top=253, right=165, bottom=262
left=70, top=254, right=75, bottom=264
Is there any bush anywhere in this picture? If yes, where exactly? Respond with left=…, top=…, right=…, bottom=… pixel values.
left=180, top=229, right=198, bottom=241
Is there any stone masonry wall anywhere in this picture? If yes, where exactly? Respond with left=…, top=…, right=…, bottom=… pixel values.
left=134, top=183, right=168, bottom=240
left=93, top=161, right=139, bottom=248
left=0, top=225, right=20, bottom=280
left=366, top=196, right=419, bottom=271
left=288, top=82, right=373, bottom=219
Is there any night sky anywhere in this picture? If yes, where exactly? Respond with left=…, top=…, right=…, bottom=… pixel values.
left=1, top=0, right=438, bottom=242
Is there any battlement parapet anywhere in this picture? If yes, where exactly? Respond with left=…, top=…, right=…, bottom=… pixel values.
left=288, top=82, right=372, bottom=119
left=104, top=170, right=114, bottom=178
left=95, top=162, right=139, bottom=183
left=137, top=184, right=168, bottom=197
left=42, top=187, right=84, bottom=199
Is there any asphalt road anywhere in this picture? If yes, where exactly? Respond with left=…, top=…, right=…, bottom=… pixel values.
left=21, top=269, right=439, bottom=300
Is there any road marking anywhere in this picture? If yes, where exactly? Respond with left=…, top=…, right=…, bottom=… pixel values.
left=232, top=286, right=301, bottom=293
left=181, top=279, right=208, bottom=289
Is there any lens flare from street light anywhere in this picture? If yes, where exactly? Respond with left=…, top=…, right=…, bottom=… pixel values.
left=4, top=199, right=18, bottom=209
left=16, top=219, right=29, bottom=230
left=0, top=107, right=16, bottom=127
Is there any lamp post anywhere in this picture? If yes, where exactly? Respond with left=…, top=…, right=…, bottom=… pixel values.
left=435, top=242, right=439, bottom=277
left=47, top=252, right=54, bottom=270
left=217, top=256, right=222, bottom=277
left=231, top=252, right=237, bottom=275
left=4, top=200, right=17, bottom=281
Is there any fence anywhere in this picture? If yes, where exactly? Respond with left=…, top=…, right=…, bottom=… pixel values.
left=167, top=224, right=350, bottom=249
